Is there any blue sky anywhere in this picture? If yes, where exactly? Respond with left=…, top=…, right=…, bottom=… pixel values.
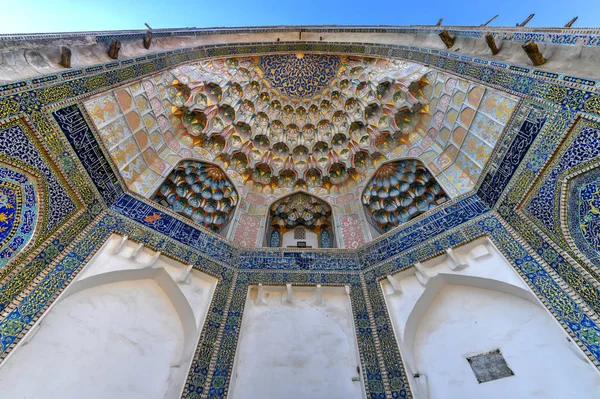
left=1, top=0, right=598, bottom=34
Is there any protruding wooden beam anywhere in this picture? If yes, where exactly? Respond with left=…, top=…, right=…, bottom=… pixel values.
left=59, top=46, right=71, bottom=68
left=517, top=13, right=535, bottom=27
left=143, top=30, right=152, bottom=49
left=485, top=33, right=500, bottom=55
left=482, top=14, right=499, bottom=26
left=436, top=18, right=443, bottom=26
left=439, top=30, right=455, bottom=48
left=522, top=40, right=546, bottom=66
left=108, top=39, right=121, bottom=59
left=564, top=16, right=578, bottom=28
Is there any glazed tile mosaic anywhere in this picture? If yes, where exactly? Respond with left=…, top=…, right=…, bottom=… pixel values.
left=0, top=164, right=38, bottom=269
left=0, top=121, right=76, bottom=231
left=1, top=27, right=600, bottom=399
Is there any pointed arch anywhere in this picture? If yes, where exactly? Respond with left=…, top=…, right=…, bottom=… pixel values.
left=264, top=191, right=336, bottom=248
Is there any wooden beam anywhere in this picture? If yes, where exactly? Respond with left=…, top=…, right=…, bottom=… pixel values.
left=59, top=46, right=71, bottom=68
left=522, top=40, right=546, bottom=66
left=485, top=33, right=500, bottom=55
left=439, top=30, right=455, bottom=48
left=108, top=39, right=121, bottom=59
left=564, top=16, right=578, bottom=28
left=482, top=14, right=499, bottom=26
left=144, top=30, right=152, bottom=49
left=517, top=13, right=535, bottom=27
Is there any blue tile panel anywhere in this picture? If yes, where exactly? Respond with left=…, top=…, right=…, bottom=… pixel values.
left=52, top=104, right=123, bottom=206
left=359, top=195, right=489, bottom=267
left=238, top=249, right=359, bottom=271
left=0, top=123, right=76, bottom=233
left=111, top=194, right=235, bottom=265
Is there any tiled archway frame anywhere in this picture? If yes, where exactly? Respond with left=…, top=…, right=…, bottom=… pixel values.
left=0, top=38, right=599, bottom=399
left=0, top=115, right=100, bottom=314
left=494, top=112, right=600, bottom=317
left=560, top=156, right=600, bottom=271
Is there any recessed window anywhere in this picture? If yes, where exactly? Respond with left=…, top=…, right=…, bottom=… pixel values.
left=466, top=349, right=514, bottom=383
left=294, top=227, right=306, bottom=240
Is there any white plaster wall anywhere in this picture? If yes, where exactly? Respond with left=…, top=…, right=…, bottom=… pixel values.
left=415, top=285, right=600, bottom=399
left=0, top=234, right=218, bottom=399
left=381, top=237, right=600, bottom=399
left=282, top=228, right=319, bottom=248
left=229, top=285, right=364, bottom=399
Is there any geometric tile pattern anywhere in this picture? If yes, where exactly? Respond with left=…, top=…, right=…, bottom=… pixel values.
left=525, top=123, right=600, bottom=236
left=0, top=121, right=75, bottom=233
left=0, top=163, right=38, bottom=269
left=83, top=74, right=181, bottom=197
left=259, top=54, right=340, bottom=98
left=2, top=36, right=600, bottom=399
left=339, top=214, right=367, bottom=249
left=409, top=71, right=517, bottom=196
left=52, top=104, right=123, bottom=206
left=566, top=167, right=600, bottom=267
left=231, top=213, right=260, bottom=248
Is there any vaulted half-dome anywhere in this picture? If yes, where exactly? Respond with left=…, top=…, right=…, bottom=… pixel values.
left=362, top=159, right=448, bottom=234
left=266, top=192, right=334, bottom=248
left=152, top=160, right=238, bottom=233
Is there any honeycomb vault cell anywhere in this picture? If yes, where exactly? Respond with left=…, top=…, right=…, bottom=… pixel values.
left=153, top=160, right=238, bottom=233
left=362, top=159, right=448, bottom=233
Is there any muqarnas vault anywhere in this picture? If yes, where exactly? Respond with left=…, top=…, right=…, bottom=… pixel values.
left=0, top=22, right=600, bottom=399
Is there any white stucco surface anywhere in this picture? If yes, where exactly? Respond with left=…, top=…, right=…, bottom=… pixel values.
left=415, top=284, right=600, bottom=399
left=282, top=228, right=319, bottom=248
left=382, top=237, right=600, bottom=399
left=0, top=280, right=182, bottom=399
left=0, top=234, right=217, bottom=399
left=229, top=285, right=364, bottom=399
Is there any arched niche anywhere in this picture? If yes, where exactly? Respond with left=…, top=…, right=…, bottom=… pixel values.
left=411, top=281, right=600, bottom=399
left=265, top=192, right=336, bottom=248
left=0, top=276, right=183, bottom=399
left=380, top=238, right=600, bottom=399
left=361, top=158, right=448, bottom=234
left=0, top=233, right=217, bottom=399
left=152, top=159, right=238, bottom=234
